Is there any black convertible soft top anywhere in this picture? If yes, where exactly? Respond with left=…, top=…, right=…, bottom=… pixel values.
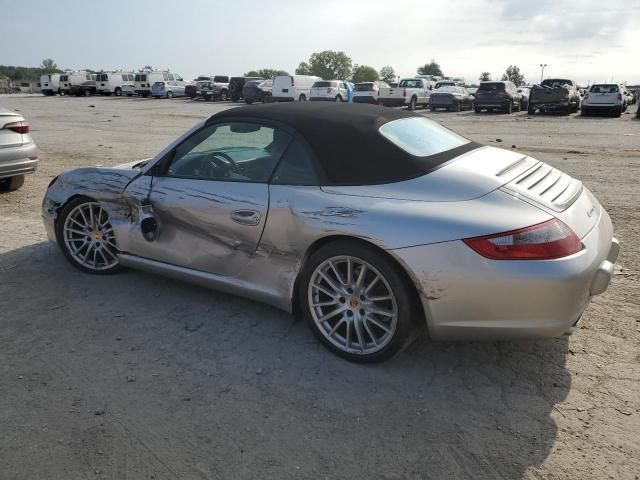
left=209, top=102, right=479, bottom=185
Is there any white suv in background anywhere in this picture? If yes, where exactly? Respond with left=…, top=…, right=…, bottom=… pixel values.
left=309, top=80, right=349, bottom=101
left=581, top=84, right=625, bottom=117
left=353, top=81, right=390, bottom=104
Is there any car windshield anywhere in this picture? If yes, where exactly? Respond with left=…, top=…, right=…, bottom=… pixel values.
left=355, top=83, right=374, bottom=91
left=542, top=79, right=571, bottom=88
left=379, top=117, right=470, bottom=157
left=398, top=79, right=422, bottom=88
left=478, top=82, right=505, bottom=91
left=436, top=86, right=462, bottom=93
left=312, top=81, right=337, bottom=88
left=590, top=84, right=618, bottom=93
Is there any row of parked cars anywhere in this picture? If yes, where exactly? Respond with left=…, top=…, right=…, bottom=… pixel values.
left=39, top=70, right=638, bottom=117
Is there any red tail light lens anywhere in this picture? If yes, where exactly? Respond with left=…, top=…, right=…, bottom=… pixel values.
left=3, top=120, right=29, bottom=134
left=403, top=89, right=407, bottom=97
left=463, top=219, right=582, bottom=260
left=617, top=94, right=622, bottom=100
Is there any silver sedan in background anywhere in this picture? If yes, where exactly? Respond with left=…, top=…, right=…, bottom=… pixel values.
left=41, top=103, right=619, bottom=362
left=0, top=107, right=38, bottom=191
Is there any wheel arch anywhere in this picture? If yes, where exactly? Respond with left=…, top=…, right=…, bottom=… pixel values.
left=291, top=234, right=429, bottom=331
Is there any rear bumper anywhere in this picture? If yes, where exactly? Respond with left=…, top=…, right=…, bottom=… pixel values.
left=271, top=97, right=295, bottom=102
left=475, top=99, right=510, bottom=109
left=530, top=99, right=570, bottom=110
left=378, top=98, right=406, bottom=107
left=392, top=206, right=619, bottom=341
left=309, top=97, right=336, bottom=102
left=582, top=104, right=622, bottom=112
left=0, top=143, right=39, bottom=179
left=353, top=96, right=378, bottom=104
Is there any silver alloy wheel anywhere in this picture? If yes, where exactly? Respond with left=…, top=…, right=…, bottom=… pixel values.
left=63, top=202, right=119, bottom=271
left=308, top=255, right=398, bottom=355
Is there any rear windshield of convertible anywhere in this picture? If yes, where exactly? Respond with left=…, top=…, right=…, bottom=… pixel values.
left=379, top=117, right=470, bottom=157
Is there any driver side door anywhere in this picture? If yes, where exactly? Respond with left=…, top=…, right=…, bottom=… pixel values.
left=124, top=120, right=292, bottom=276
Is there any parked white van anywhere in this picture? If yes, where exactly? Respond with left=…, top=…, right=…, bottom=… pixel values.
left=59, top=73, right=71, bottom=95
left=134, top=71, right=182, bottom=97
left=272, top=75, right=322, bottom=102
left=40, top=74, right=61, bottom=96
left=96, top=72, right=135, bottom=96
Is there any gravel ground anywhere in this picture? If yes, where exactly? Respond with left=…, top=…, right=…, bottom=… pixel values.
left=0, top=94, right=638, bottom=480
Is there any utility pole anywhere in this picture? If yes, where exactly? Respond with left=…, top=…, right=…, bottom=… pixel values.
left=540, top=64, right=547, bottom=83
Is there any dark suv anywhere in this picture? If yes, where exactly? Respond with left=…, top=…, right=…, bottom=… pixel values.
left=229, top=77, right=263, bottom=102
left=473, top=81, right=522, bottom=114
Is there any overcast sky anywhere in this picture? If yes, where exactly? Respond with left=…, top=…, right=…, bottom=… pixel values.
left=3, top=0, right=638, bottom=85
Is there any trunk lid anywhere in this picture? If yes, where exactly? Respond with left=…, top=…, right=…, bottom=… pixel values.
left=0, top=110, right=24, bottom=148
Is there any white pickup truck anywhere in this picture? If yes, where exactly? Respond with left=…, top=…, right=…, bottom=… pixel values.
left=378, top=78, right=433, bottom=110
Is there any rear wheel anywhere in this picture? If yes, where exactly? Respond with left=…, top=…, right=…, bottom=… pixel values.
left=56, top=197, right=122, bottom=275
left=505, top=101, right=513, bottom=114
left=220, top=90, right=228, bottom=101
left=84, top=89, right=91, bottom=97
left=474, top=106, right=481, bottom=113
left=581, top=108, right=589, bottom=116
left=454, top=100, right=461, bottom=112
left=245, top=99, right=253, bottom=104
left=407, top=96, right=417, bottom=111
left=299, top=94, right=306, bottom=101
left=527, top=105, right=535, bottom=115
left=614, top=107, right=622, bottom=118
left=430, top=106, right=436, bottom=112
left=335, top=95, right=343, bottom=102
left=114, top=87, right=122, bottom=96
left=299, top=240, right=418, bottom=363
left=166, top=91, right=174, bottom=99
left=0, top=175, right=25, bottom=191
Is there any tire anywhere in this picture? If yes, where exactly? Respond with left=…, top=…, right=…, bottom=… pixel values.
left=84, top=89, right=92, bottom=97
left=166, top=91, right=174, bottom=99
left=335, top=95, right=343, bottom=102
left=581, top=108, right=589, bottom=116
left=454, top=101, right=461, bottom=112
left=56, top=196, right=122, bottom=275
left=505, top=101, right=513, bottom=114
left=528, top=105, right=535, bottom=115
left=58, top=89, right=65, bottom=96
left=114, top=87, right=122, bottom=97
left=0, top=175, right=25, bottom=191
left=430, top=106, right=436, bottom=112
left=220, top=90, right=228, bottom=101
left=407, top=96, right=417, bottom=111
left=614, top=107, right=622, bottom=118
left=299, top=94, right=306, bottom=102
left=245, top=99, right=253, bottom=105
left=299, top=239, right=418, bottom=363
left=474, top=106, right=481, bottom=114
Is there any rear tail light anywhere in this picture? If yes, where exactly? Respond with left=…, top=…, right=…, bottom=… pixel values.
left=403, top=89, right=407, bottom=97
left=2, top=120, right=29, bottom=134
left=290, top=76, right=295, bottom=86
left=617, top=93, right=622, bottom=100
left=463, top=219, right=582, bottom=260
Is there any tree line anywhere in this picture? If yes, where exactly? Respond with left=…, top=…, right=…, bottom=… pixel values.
left=0, top=58, right=61, bottom=81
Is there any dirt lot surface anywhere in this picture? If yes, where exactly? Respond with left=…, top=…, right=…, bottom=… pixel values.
left=1, top=94, right=638, bottom=480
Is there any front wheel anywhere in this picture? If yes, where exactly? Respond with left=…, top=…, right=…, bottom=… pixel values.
left=114, top=87, right=122, bottom=96
left=299, top=240, right=418, bottom=362
left=166, top=91, right=174, bottom=99
left=56, top=197, right=122, bottom=275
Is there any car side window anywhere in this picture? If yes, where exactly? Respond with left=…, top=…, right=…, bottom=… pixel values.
left=271, top=137, right=318, bottom=186
left=166, top=122, right=292, bottom=183
left=168, top=73, right=175, bottom=81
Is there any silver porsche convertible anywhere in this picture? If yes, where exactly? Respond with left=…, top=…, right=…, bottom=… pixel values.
left=42, top=103, right=619, bottom=362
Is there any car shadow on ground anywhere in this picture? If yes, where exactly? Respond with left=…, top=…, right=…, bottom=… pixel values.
left=0, top=241, right=572, bottom=479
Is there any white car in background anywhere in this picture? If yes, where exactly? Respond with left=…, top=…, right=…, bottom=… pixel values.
left=309, top=80, right=349, bottom=102
left=581, top=84, right=625, bottom=117
left=96, top=72, right=135, bottom=96
left=0, top=107, right=38, bottom=191
left=378, top=78, right=431, bottom=110
left=353, top=81, right=390, bottom=104
left=272, top=75, right=321, bottom=102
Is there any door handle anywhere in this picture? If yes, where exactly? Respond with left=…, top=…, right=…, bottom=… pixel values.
left=230, top=209, right=261, bottom=226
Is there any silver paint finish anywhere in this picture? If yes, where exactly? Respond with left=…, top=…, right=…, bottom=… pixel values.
left=42, top=126, right=619, bottom=340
